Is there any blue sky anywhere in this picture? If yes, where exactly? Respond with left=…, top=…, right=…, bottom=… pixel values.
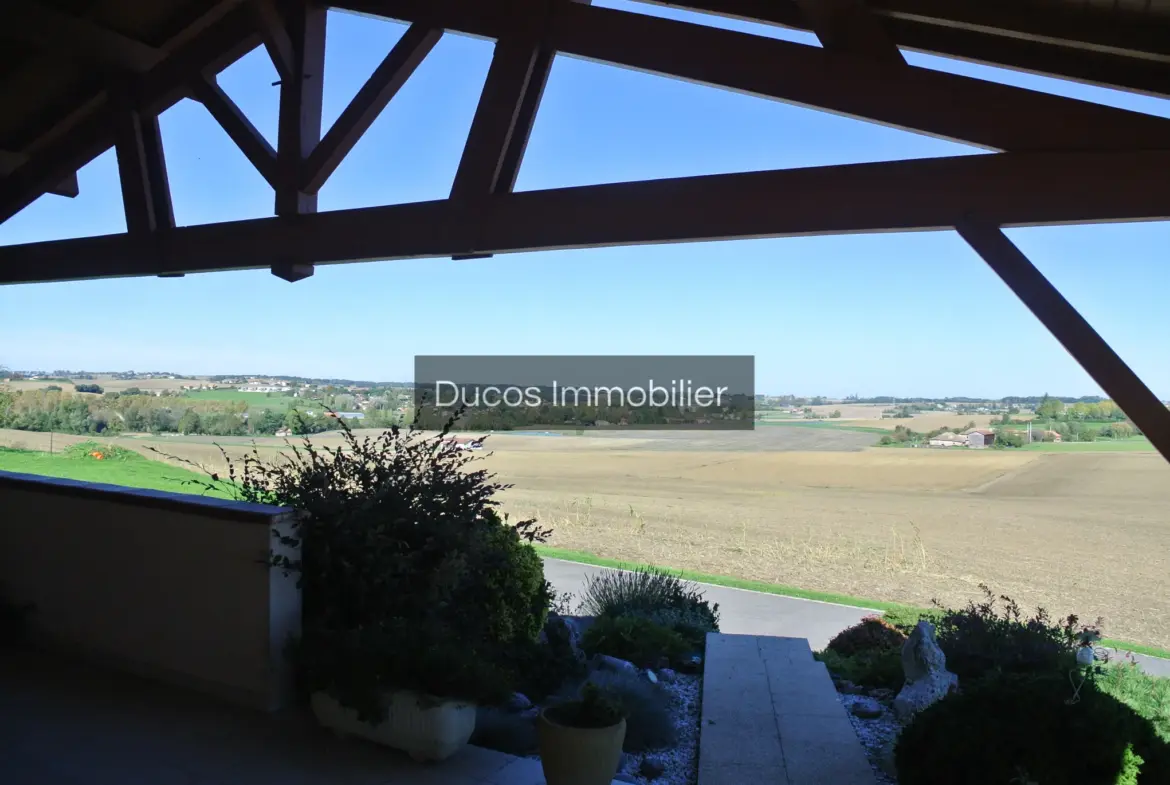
left=1, top=2, right=1168, bottom=398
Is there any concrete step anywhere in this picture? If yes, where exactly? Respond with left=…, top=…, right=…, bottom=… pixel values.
left=699, top=634, right=876, bottom=785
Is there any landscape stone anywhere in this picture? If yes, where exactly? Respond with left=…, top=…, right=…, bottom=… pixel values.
left=594, top=654, right=639, bottom=675
left=469, top=705, right=537, bottom=756
left=540, top=613, right=585, bottom=662
left=850, top=697, right=883, bottom=719
left=646, top=670, right=659, bottom=684
left=837, top=680, right=865, bottom=695
left=892, top=620, right=958, bottom=722
left=505, top=691, right=532, bottom=712
left=639, top=755, right=667, bottom=779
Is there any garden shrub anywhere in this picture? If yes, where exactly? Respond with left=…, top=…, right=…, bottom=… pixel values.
left=634, top=606, right=720, bottom=651
left=895, top=672, right=1170, bottom=785
left=818, top=647, right=904, bottom=690
left=826, top=616, right=908, bottom=657
left=581, top=614, right=690, bottom=668
left=195, top=419, right=553, bottom=721
left=579, top=566, right=719, bottom=634
left=931, top=584, right=1097, bottom=682
left=561, top=669, right=677, bottom=752
left=508, top=634, right=588, bottom=704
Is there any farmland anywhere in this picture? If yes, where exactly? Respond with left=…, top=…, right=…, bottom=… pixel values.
left=2, top=421, right=1168, bottom=650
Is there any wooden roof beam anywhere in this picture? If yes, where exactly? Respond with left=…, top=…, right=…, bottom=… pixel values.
left=301, top=23, right=441, bottom=194
left=1, top=148, right=1167, bottom=282
left=634, top=0, right=1170, bottom=97
left=192, top=76, right=278, bottom=188
left=0, top=4, right=262, bottom=225
left=338, top=0, right=1170, bottom=152
left=794, top=0, right=904, bottom=64
left=274, top=3, right=326, bottom=218
left=6, top=1, right=162, bottom=73
left=0, top=152, right=77, bottom=198
left=251, top=0, right=295, bottom=80
left=958, top=221, right=1170, bottom=463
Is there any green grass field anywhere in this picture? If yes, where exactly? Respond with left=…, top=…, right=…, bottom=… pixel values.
left=182, top=389, right=308, bottom=410
left=1021, top=438, right=1154, bottom=452
left=0, top=444, right=232, bottom=498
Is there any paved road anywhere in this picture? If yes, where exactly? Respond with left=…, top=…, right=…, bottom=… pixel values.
left=542, top=557, right=1170, bottom=677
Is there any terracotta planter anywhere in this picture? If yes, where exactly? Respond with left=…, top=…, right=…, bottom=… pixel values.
left=310, top=690, right=476, bottom=762
left=537, top=707, right=627, bottom=785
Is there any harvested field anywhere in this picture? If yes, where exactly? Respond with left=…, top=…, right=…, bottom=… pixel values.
left=845, top=412, right=1028, bottom=431
left=2, top=426, right=1167, bottom=649
left=4, top=376, right=203, bottom=393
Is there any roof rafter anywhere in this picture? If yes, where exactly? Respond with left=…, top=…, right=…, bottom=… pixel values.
left=5, top=1, right=163, bottom=73
left=637, top=0, right=1170, bottom=97
left=301, top=23, right=441, bottom=194
left=191, top=76, right=278, bottom=188
left=336, top=0, right=1170, bottom=152
left=0, top=4, right=262, bottom=225
left=958, top=221, right=1170, bottom=462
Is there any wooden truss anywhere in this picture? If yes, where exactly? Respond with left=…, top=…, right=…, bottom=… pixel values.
left=0, top=0, right=1168, bottom=457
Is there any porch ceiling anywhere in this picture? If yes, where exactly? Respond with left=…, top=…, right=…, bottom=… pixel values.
left=0, top=0, right=1169, bottom=460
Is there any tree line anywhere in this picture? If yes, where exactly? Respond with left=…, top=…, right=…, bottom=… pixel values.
left=0, top=388, right=401, bottom=437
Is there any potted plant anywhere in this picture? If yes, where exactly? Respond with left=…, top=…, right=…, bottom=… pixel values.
left=200, top=420, right=554, bottom=763
left=538, top=682, right=628, bottom=785
left=299, top=620, right=511, bottom=761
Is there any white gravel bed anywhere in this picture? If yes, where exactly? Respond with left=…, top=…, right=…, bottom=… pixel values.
left=837, top=692, right=900, bottom=785
left=615, top=673, right=702, bottom=785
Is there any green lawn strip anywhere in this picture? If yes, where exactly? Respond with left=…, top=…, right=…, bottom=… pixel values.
left=534, top=545, right=1170, bottom=661
left=0, top=445, right=232, bottom=499
left=1096, top=661, right=1170, bottom=742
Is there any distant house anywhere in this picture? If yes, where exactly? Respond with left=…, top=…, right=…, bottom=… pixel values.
left=324, top=411, right=365, bottom=420
left=965, top=429, right=996, bottom=448
left=928, top=431, right=968, bottom=448
left=1044, top=430, right=1063, bottom=443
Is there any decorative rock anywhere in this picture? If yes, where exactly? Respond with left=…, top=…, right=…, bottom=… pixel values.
left=646, top=670, right=659, bottom=684
left=470, top=706, right=537, bottom=756
left=639, top=755, right=668, bottom=780
left=658, top=668, right=677, bottom=683
left=614, top=775, right=639, bottom=784
left=594, top=654, right=639, bottom=675
left=540, top=613, right=585, bottom=662
left=505, top=691, right=532, bottom=712
left=869, top=688, right=895, bottom=701
left=850, top=697, right=883, bottom=719
left=677, top=654, right=703, bottom=673
left=838, top=680, right=865, bottom=695
left=892, top=621, right=958, bottom=722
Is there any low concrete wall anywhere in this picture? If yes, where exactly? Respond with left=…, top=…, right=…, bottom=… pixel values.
left=0, top=471, right=301, bottom=712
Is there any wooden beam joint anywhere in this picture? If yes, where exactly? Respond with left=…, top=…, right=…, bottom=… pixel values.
left=275, top=3, right=327, bottom=216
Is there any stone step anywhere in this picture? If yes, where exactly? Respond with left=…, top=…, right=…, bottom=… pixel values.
left=699, top=634, right=876, bottom=785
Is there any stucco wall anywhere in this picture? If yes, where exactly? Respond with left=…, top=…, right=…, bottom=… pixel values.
left=0, top=471, right=301, bottom=711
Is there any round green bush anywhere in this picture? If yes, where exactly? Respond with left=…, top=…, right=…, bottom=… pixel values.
left=474, top=512, right=552, bottom=646
left=826, top=616, right=907, bottom=657
left=895, top=673, right=1170, bottom=785
left=581, top=614, right=690, bottom=668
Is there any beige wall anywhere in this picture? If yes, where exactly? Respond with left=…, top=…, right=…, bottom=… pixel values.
left=0, top=471, right=301, bottom=711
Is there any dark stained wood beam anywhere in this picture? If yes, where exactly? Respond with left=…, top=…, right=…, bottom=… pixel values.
left=138, top=113, right=175, bottom=232
left=274, top=3, right=326, bottom=217
left=956, top=221, right=1170, bottom=462
left=192, top=76, right=278, bottom=188
left=449, top=0, right=588, bottom=259
left=2, top=149, right=1168, bottom=284
left=637, top=0, right=1170, bottom=98
left=114, top=112, right=160, bottom=235
left=251, top=0, right=295, bottom=80
left=336, top=0, right=1170, bottom=152
left=301, top=23, right=441, bottom=194
left=0, top=4, right=262, bottom=225
left=794, top=0, right=904, bottom=64
left=5, top=1, right=162, bottom=73
left=0, top=152, right=77, bottom=198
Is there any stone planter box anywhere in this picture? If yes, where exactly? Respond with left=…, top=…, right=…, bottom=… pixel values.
left=310, top=690, right=476, bottom=761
